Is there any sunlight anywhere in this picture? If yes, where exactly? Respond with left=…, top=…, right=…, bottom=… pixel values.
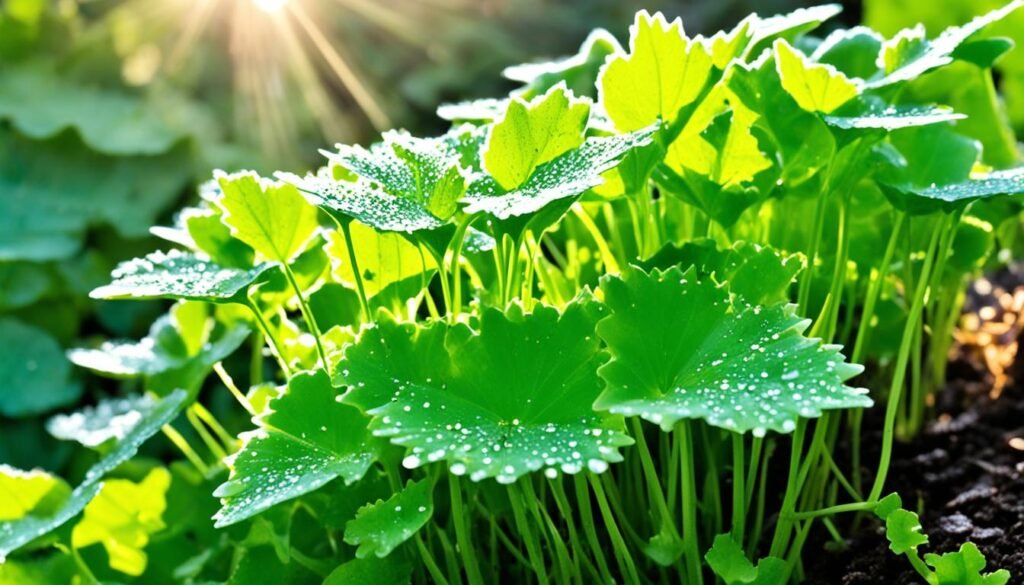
left=252, top=0, right=288, bottom=13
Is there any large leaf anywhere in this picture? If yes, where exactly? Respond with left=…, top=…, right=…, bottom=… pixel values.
left=71, top=468, right=171, bottom=576
left=90, top=250, right=274, bottom=304
left=213, top=370, right=378, bottom=527
left=340, top=299, right=633, bottom=483
left=343, top=478, right=434, bottom=559
left=0, top=390, right=188, bottom=561
left=595, top=267, right=871, bottom=434
left=215, top=172, right=320, bottom=264
left=483, top=84, right=590, bottom=190
left=774, top=39, right=861, bottom=114
left=0, top=317, right=81, bottom=417
left=869, top=1, right=1024, bottom=89
left=598, top=10, right=714, bottom=132
left=463, top=125, right=656, bottom=220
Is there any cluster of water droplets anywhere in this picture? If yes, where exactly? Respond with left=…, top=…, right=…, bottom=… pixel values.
left=91, top=249, right=269, bottom=300
left=45, top=394, right=152, bottom=448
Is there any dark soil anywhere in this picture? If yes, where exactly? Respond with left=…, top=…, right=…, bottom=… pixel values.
left=806, top=272, right=1024, bottom=584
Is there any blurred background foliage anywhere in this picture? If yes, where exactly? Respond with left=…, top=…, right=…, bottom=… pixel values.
left=1, top=0, right=1019, bottom=473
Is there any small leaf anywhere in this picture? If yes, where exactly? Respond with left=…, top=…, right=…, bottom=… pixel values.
left=0, top=317, right=81, bottom=417
left=870, top=1, right=1024, bottom=89
left=46, top=394, right=156, bottom=448
left=596, top=267, right=871, bottom=434
left=0, top=390, right=188, bottom=561
left=90, top=250, right=274, bottom=303
left=340, top=298, right=633, bottom=483
left=812, top=26, right=885, bottom=79
left=774, top=39, right=861, bottom=114
left=463, top=125, right=656, bottom=220
left=483, top=84, right=590, bottom=190
left=599, top=10, right=714, bottom=132
left=215, top=171, right=320, bottom=264
left=706, top=534, right=787, bottom=585
left=885, top=508, right=929, bottom=555
left=344, top=479, right=434, bottom=559
left=213, top=370, right=379, bottom=528
left=925, top=542, right=1011, bottom=585
left=874, top=492, right=903, bottom=520
left=72, top=468, right=171, bottom=576
left=0, top=466, right=70, bottom=521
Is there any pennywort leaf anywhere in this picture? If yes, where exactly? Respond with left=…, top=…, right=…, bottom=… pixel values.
left=774, top=39, right=861, bottom=114
left=213, top=370, right=379, bottom=528
left=925, top=543, right=1011, bottom=585
left=343, top=478, right=434, bottom=559
left=596, top=267, right=871, bottom=434
left=705, top=534, right=787, bottom=585
left=340, top=298, right=633, bottom=483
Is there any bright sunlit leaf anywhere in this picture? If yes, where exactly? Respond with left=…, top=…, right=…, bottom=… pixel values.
left=774, top=39, right=861, bottom=114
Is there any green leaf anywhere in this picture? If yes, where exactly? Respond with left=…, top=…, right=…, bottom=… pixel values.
left=340, top=299, right=633, bottom=483
left=0, top=390, right=188, bottom=561
left=598, top=10, right=714, bottom=132
left=925, top=542, right=1011, bottom=585
left=774, top=39, right=861, bottom=114
left=436, top=98, right=509, bottom=124
left=464, top=125, right=656, bottom=220
left=0, top=317, right=81, bottom=417
left=90, top=250, right=274, bottom=303
left=0, top=263, right=52, bottom=311
left=72, top=467, right=171, bottom=576
left=215, top=172, right=320, bottom=264
left=323, top=554, right=412, bottom=585
left=744, top=4, right=844, bottom=57
left=213, top=370, right=379, bottom=527
left=0, top=466, right=70, bottom=521
left=870, top=1, right=1024, bottom=89
left=823, top=103, right=965, bottom=130
left=483, top=84, right=591, bottom=190
left=885, top=508, right=929, bottom=555
left=323, top=225, right=435, bottom=301
left=639, top=239, right=804, bottom=305
left=899, top=167, right=1024, bottom=206
left=595, top=267, right=871, bottom=434
left=344, top=479, right=434, bottom=559
left=811, top=26, right=885, bottom=79
left=503, top=28, right=622, bottom=99
left=705, top=534, right=787, bottom=585
left=874, top=492, right=903, bottom=520
left=46, top=394, right=156, bottom=449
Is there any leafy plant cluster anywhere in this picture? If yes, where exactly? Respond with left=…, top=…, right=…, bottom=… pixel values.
left=3, top=3, right=1024, bottom=583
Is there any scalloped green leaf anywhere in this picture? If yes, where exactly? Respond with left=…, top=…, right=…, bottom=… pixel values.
left=925, top=542, right=1011, bottom=585
left=774, top=39, right=861, bottom=114
left=870, top=1, right=1024, bottom=89
left=343, top=479, right=434, bottom=559
left=72, top=467, right=170, bottom=576
left=213, top=370, right=379, bottom=528
left=483, top=84, right=590, bottom=190
left=706, top=534, right=787, bottom=585
left=504, top=29, right=622, bottom=99
left=899, top=167, right=1024, bottom=206
left=0, top=390, right=188, bottom=561
left=340, top=299, right=633, bottom=483
left=595, top=267, right=871, bottom=434
left=885, top=508, right=929, bottom=555
left=463, top=125, right=656, bottom=220
left=599, top=10, right=714, bottom=132
left=215, top=172, right=320, bottom=264
left=0, top=318, right=81, bottom=418
left=90, top=250, right=274, bottom=303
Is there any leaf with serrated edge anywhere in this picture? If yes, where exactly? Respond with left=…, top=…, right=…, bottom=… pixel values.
left=215, top=171, right=320, bottom=264
left=0, top=390, right=188, bottom=561
left=595, top=267, right=871, bottom=434
left=599, top=10, right=714, bottom=132
left=344, top=479, right=434, bottom=558
left=90, top=250, right=274, bottom=303
left=340, top=298, right=633, bottom=484
left=925, top=542, right=1011, bottom=585
left=483, top=83, right=590, bottom=190
left=774, top=39, right=861, bottom=114
left=213, top=370, right=378, bottom=527
left=464, top=125, right=656, bottom=220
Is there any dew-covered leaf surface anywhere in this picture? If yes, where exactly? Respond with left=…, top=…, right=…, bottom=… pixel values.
left=340, top=299, right=633, bottom=484
left=90, top=250, right=274, bottom=303
left=343, top=478, right=434, bottom=559
left=823, top=104, right=965, bottom=130
left=46, top=394, right=156, bottom=448
left=0, top=318, right=81, bottom=418
left=463, top=125, right=656, bottom=219
left=213, top=370, right=378, bottom=528
left=596, top=267, right=871, bottom=434
left=0, top=390, right=187, bottom=561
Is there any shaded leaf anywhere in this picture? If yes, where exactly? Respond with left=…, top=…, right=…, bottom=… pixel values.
left=0, top=317, right=81, bottom=417
left=344, top=479, right=434, bottom=559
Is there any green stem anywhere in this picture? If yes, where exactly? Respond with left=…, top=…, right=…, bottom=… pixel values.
left=731, top=433, right=746, bottom=542
left=588, top=474, right=642, bottom=585
left=630, top=418, right=679, bottom=541
left=573, top=203, right=621, bottom=274
left=677, top=422, right=704, bottom=585
left=339, top=220, right=373, bottom=322
left=797, top=194, right=828, bottom=316
left=244, top=297, right=292, bottom=376
left=281, top=262, right=328, bottom=372
left=162, top=425, right=209, bottom=475
left=769, top=420, right=807, bottom=558
left=508, top=482, right=550, bottom=585
left=416, top=535, right=451, bottom=585
left=574, top=474, right=616, bottom=585
left=449, top=214, right=474, bottom=316
left=449, top=477, right=484, bottom=585
left=190, top=402, right=236, bottom=451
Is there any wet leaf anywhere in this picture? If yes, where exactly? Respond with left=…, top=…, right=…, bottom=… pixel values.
left=596, top=266, right=871, bottom=434
left=503, top=29, right=622, bottom=99
left=323, top=225, right=434, bottom=300
left=823, top=103, right=965, bottom=130
left=46, top=394, right=156, bottom=448
left=90, top=250, right=274, bottom=304
left=340, top=299, right=633, bottom=483
left=213, top=370, right=379, bottom=528
left=344, top=478, right=434, bottom=559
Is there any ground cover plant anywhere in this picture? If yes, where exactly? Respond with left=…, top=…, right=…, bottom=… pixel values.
left=2, top=2, right=1024, bottom=583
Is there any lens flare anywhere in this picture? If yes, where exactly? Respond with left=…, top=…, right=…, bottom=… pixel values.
left=252, top=0, right=288, bottom=13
